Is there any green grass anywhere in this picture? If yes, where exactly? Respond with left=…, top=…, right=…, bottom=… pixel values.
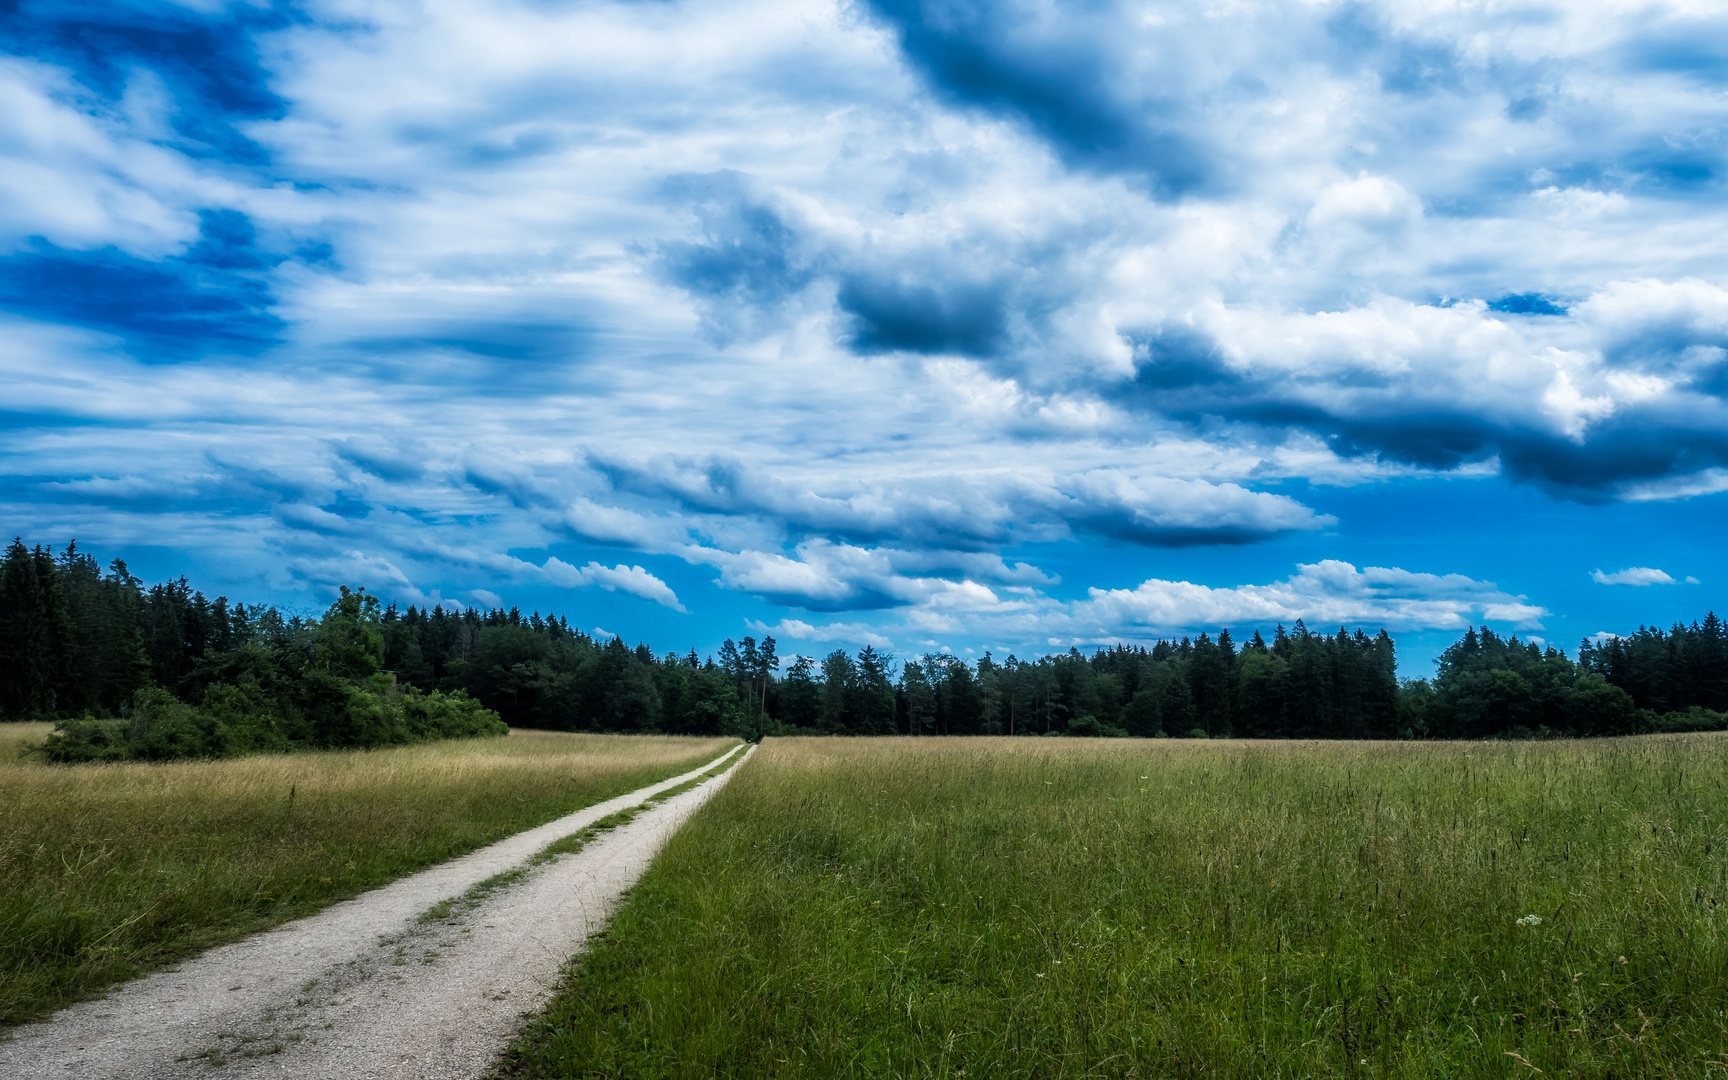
left=0, top=726, right=735, bottom=1027
left=500, top=735, right=1728, bottom=1079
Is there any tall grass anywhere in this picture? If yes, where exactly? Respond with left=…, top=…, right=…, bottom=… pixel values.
left=504, top=735, right=1728, bottom=1079
left=0, top=722, right=53, bottom=764
left=0, top=727, right=734, bottom=1026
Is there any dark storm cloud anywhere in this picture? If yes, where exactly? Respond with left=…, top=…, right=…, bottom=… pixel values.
left=330, top=439, right=427, bottom=483
left=860, top=0, right=1215, bottom=196
left=836, top=275, right=1007, bottom=356
left=654, top=171, right=816, bottom=341
left=1125, top=327, right=1241, bottom=391
left=0, top=0, right=291, bottom=163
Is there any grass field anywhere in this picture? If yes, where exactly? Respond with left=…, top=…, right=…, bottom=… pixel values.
left=0, top=726, right=735, bottom=1027
left=503, top=735, right=1728, bottom=1079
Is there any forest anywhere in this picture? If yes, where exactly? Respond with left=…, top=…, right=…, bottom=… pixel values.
left=0, top=540, right=504, bottom=760
left=3, top=537, right=1725, bottom=756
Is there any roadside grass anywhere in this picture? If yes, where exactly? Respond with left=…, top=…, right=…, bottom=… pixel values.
left=501, top=735, right=1728, bottom=1079
left=0, top=727, right=735, bottom=1027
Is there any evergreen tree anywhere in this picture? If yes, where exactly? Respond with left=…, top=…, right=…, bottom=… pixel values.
left=819, top=650, right=857, bottom=733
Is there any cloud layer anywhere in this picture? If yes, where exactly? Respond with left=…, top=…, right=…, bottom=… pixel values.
left=757, top=559, right=1547, bottom=654
left=3, top=0, right=1726, bottom=654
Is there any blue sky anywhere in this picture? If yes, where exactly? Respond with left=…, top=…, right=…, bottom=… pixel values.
left=3, top=0, right=1727, bottom=677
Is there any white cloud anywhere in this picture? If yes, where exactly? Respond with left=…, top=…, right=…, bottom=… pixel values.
left=681, top=538, right=1051, bottom=613
left=0, top=58, right=204, bottom=256
left=1621, top=469, right=1728, bottom=502
left=1063, top=561, right=1546, bottom=637
left=745, top=618, right=895, bottom=650
left=286, top=549, right=422, bottom=604
left=591, top=452, right=1328, bottom=549
left=745, top=559, right=1550, bottom=655
left=1058, top=469, right=1332, bottom=541
left=561, top=498, right=688, bottom=550
left=1591, top=566, right=1678, bottom=586
left=542, top=557, right=686, bottom=610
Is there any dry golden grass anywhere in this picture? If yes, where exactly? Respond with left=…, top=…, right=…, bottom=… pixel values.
left=0, top=722, right=52, bottom=763
left=0, top=728, right=735, bottom=1026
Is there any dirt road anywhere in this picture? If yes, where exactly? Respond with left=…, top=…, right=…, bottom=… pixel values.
left=0, top=743, right=752, bottom=1079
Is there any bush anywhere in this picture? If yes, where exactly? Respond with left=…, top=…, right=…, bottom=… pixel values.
left=1065, top=714, right=1129, bottom=738
left=1565, top=672, right=1639, bottom=735
left=401, top=687, right=509, bottom=740
left=34, top=717, right=129, bottom=763
left=38, top=681, right=506, bottom=763
left=1648, top=706, right=1728, bottom=734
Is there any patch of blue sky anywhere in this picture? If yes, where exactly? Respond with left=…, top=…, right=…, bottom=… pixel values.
left=1489, top=294, right=1568, bottom=316
left=0, top=411, right=111, bottom=432
left=1618, top=22, right=1728, bottom=78
left=1015, top=478, right=1727, bottom=677
left=0, top=240, right=283, bottom=356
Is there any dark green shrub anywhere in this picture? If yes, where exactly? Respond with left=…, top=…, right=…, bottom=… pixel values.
left=35, top=717, right=129, bottom=763
left=38, top=670, right=505, bottom=763
left=1649, top=706, right=1728, bottom=733
left=1066, top=714, right=1128, bottom=737
left=401, top=687, right=509, bottom=740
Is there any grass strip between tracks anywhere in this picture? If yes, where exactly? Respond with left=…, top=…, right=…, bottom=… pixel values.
left=419, top=746, right=747, bottom=926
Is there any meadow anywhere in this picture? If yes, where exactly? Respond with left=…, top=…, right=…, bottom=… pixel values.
left=0, top=726, right=734, bottom=1026
left=503, top=735, right=1728, bottom=1079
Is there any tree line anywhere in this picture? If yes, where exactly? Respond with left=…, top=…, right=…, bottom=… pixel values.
left=0, top=540, right=504, bottom=760
left=3, top=538, right=1725, bottom=753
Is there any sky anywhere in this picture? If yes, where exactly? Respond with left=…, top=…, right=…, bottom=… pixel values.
left=3, top=0, right=1727, bottom=677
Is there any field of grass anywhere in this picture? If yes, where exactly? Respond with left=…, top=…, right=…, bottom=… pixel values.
left=0, top=725, right=735, bottom=1027
left=0, top=722, right=54, bottom=765
left=503, top=735, right=1728, bottom=1079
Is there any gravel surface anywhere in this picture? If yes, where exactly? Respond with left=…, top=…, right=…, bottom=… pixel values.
left=0, top=744, right=751, bottom=1080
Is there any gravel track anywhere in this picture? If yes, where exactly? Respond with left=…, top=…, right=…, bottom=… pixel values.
left=0, top=743, right=751, bottom=1080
